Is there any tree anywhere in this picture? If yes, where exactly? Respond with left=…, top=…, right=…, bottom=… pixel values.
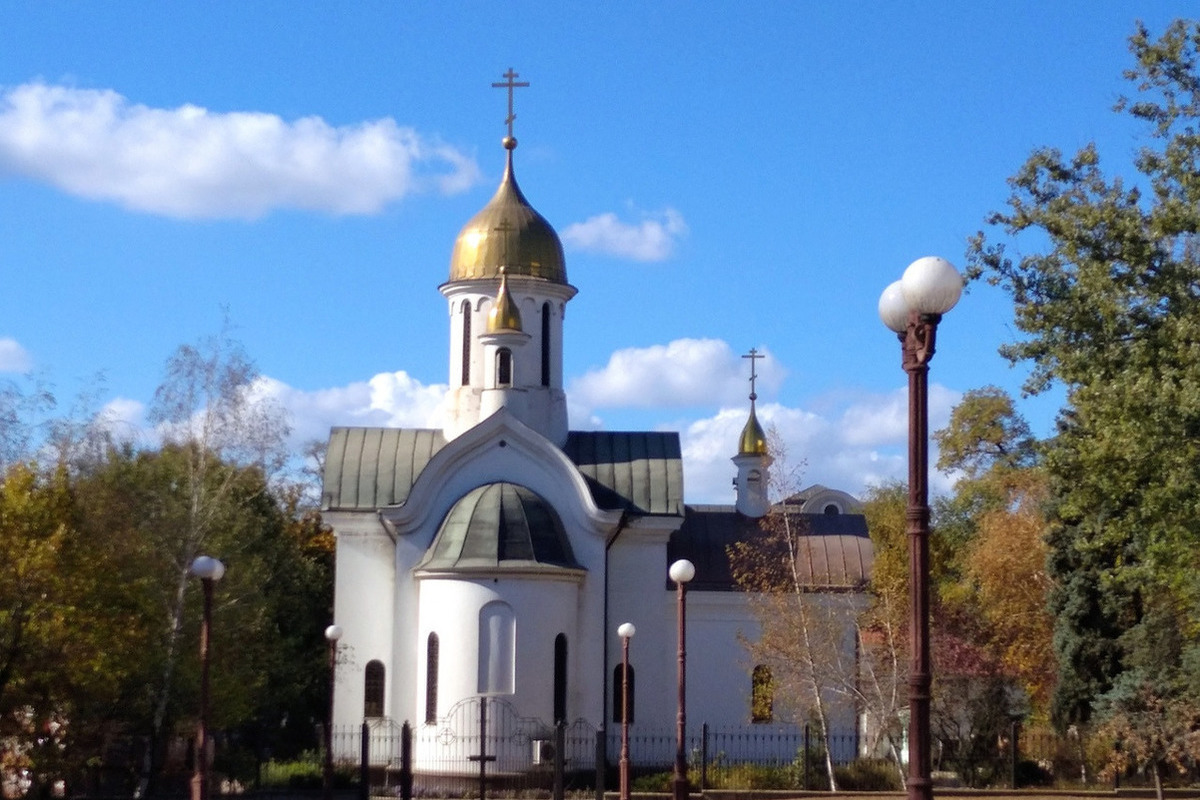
left=968, top=19, right=1200, bottom=729
left=126, top=327, right=292, bottom=792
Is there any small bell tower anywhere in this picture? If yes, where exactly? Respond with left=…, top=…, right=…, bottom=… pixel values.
left=733, top=348, right=772, bottom=517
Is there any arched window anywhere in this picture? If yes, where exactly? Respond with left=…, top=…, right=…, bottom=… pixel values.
left=823, top=503, right=840, bottom=515
left=478, top=601, right=515, bottom=695
left=425, top=633, right=439, bottom=724
left=541, top=303, right=551, bottom=387
left=612, top=664, right=635, bottom=723
left=461, top=300, right=472, bottom=386
left=553, top=634, right=568, bottom=723
left=496, top=348, right=513, bottom=387
left=364, top=660, right=385, bottom=718
left=751, top=665, right=774, bottom=723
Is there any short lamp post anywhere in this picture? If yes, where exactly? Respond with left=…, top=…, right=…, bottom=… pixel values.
left=324, top=624, right=343, bottom=800
left=189, top=556, right=225, bottom=800
left=668, top=559, right=695, bottom=800
left=878, top=256, right=963, bottom=800
left=617, top=622, right=636, bottom=800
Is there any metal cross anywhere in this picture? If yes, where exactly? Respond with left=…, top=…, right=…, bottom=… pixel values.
left=494, top=218, right=516, bottom=266
left=491, top=68, right=530, bottom=139
left=742, top=348, right=763, bottom=401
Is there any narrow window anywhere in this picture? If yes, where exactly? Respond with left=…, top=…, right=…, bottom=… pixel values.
left=478, top=601, right=515, bottom=695
left=751, top=665, right=774, bottom=723
left=612, top=664, right=635, bottom=724
left=541, top=303, right=551, bottom=387
left=553, top=634, right=568, bottom=722
left=364, top=660, right=386, bottom=718
left=461, top=300, right=472, bottom=386
left=425, top=633, right=440, bottom=724
left=496, top=348, right=513, bottom=387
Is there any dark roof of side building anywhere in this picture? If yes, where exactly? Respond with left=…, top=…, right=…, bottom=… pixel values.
left=667, top=506, right=873, bottom=592
left=322, top=427, right=684, bottom=517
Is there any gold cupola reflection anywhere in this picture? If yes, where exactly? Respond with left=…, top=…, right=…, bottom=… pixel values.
left=487, top=267, right=524, bottom=333
left=449, top=137, right=567, bottom=284
left=738, top=404, right=768, bottom=456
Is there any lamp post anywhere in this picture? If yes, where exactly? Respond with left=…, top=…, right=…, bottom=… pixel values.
left=189, top=556, right=225, bottom=800
left=324, top=624, right=343, bottom=800
left=617, top=622, right=636, bottom=800
left=878, top=256, right=963, bottom=800
left=668, top=559, right=695, bottom=800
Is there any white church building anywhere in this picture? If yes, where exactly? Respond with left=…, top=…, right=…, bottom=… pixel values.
left=321, top=81, right=873, bottom=775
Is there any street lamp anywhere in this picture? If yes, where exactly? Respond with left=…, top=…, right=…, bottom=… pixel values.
left=324, top=624, right=343, bottom=800
left=668, top=559, right=695, bottom=800
left=878, top=256, right=963, bottom=800
left=189, top=555, right=225, bottom=800
left=617, top=622, right=636, bottom=800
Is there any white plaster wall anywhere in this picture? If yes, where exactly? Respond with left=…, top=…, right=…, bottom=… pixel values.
left=441, top=279, right=573, bottom=442
left=686, top=593, right=761, bottom=727
left=607, top=532, right=677, bottom=732
left=329, top=511, right=395, bottom=729
left=417, top=576, right=582, bottom=723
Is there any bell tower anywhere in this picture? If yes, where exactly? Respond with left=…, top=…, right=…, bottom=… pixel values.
left=440, top=70, right=577, bottom=445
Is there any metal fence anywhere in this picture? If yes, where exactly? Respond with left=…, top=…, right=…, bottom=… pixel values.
left=329, top=704, right=871, bottom=797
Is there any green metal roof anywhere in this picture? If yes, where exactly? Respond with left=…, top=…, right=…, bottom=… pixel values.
left=321, top=427, right=684, bottom=517
left=417, top=482, right=581, bottom=572
left=322, top=427, right=447, bottom=510
left=563, top=431, right=684, bottom=516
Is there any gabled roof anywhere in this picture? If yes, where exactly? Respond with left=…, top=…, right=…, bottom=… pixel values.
left=322, top=427, right=447, bottom=511
left=562, top=430, right=683, bottom=516
left=322, top=427, right=684, bottom=517
left=668, top=506, right=872, bottom=592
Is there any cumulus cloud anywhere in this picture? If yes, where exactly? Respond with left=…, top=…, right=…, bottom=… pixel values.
left=253, top=372, right=448, bottom=448
left=676, top=385, right=962, bottom=503
left=569, top=338, right=784, bottom=410
left=0, top=338, right=31, bottom=373
left=562, top=207, right=687, bottom=261
left=0, top=82, right=481, bottom=218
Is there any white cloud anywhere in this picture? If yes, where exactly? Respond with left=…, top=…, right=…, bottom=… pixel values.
left=0, top=338, right=31, bottom=373
left=562, top=207, right=687, bottom=261
left=676, top=385, right=962, bottom=503
left=0, top=82, right=481, bottom=219
left=255, top=372, right=448, bottom=448
left=569, top=338, right=784, bottom=410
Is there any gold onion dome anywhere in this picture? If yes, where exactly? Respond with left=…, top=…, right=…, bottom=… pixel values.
left=738, top=404, right=768, bottom=456
left=449, top=140, right=567, bottom=284
left=487, top=267, right=523, bottom=333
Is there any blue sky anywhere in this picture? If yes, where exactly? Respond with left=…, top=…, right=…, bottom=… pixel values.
left=0, top=3, right=1189, bottom=503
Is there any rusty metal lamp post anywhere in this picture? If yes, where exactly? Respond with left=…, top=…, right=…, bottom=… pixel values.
left=189, top=556, right=225, bottom=800
left=668, top=559, right=695, bottom=800
left=878, top=256, right=963, bottom=800
left=323, top=624, right=343, bottom=800
left=618, top=622, right=636, bottom=800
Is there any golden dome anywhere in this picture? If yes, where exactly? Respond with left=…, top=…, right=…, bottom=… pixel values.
left=486, top=268, right=523, bottom=333
left=449, top=146, right=567, bottom=284
left=738, top=405, right=768, bottom=456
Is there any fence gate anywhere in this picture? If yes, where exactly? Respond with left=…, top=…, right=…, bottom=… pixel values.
left=397, top=697, right=596, bottom=795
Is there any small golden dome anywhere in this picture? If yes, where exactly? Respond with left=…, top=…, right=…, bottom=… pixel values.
left=486, top=268, right=523, bottom=333
left=738, top=405, right=768, bottom=456
left=449, top=149, right=566, bottom=284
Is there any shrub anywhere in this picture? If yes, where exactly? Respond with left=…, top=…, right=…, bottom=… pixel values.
left=834, top=758, right=903, bottom=791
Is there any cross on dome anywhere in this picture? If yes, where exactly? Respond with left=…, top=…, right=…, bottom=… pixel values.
left=491, top=68, right=530, bottom=142
left=742, top=348, right=763, bottom=403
